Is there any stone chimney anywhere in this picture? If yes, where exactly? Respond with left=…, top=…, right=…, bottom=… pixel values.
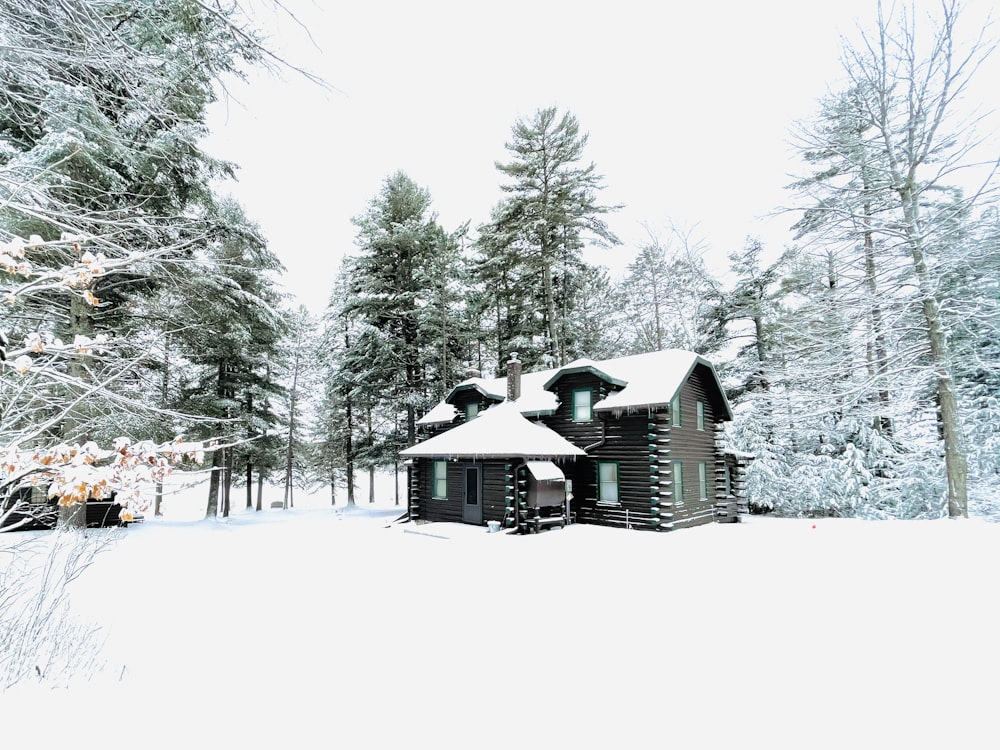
left=464, top=365, right=481, bottom=379
left=506, top=352, right=522, bottom=402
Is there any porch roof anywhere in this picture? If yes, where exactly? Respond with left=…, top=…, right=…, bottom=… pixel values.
left=401, top=401, right=586, bottom=460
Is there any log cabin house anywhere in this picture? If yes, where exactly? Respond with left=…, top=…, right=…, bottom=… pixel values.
left=400, top=349, right=749, bottom=532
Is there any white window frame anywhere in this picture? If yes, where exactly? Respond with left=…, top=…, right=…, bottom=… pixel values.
left=432, top=460, right=448, bottom=500
left=696, top=400, right=705, bottom=431
left=698, top=461, right=708, bottom=500
left=671, top=394, right=682, bottom=427
left=672, top=460, right=684, bottom=502
left=572, top=388, right=592, bottom=422
left=597, top=461, right=619, bottom=504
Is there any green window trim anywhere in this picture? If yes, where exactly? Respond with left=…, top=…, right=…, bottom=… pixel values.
left=698, top=461, right=709, bottom=500
left=432, top=460, right=448, bottom=500
left=696, top=400, right=705, bottom=431
left=597, top=461, right=620, bottom=504
left=572, top=388, right=593, bottom=422
left=671, top=394, right=682, bottom=427
left=672, top=460, right=684, bottom=502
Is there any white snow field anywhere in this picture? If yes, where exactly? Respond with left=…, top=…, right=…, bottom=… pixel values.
left=2, top=484, right=999, bottom=749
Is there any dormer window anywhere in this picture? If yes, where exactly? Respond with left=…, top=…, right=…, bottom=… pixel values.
left=465, top=402, right=479, bottom=422
left=572, top=388, right=592, bottom=422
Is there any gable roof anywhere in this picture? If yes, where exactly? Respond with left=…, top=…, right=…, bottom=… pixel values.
left=402, top=401, right=586, bottom=460
left=590, top=350, right=733, bottom=420
left=418, top=349, right=732, bottom=425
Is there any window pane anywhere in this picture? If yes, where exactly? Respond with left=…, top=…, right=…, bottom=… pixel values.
left=696, top=401, right=705, bottom=431
left=601, top=480, right=618, bottom=503
left=433, top=461, right=447, bottom=499
left=699, top=462, right=708, bottom=499
left=465, top=467, right=479, bottom=504
left=573, top=389, right=592, bottom=421
left=671, top=395, right=681, bottom=427
left=673, top=461, right=683, bottom=501
left=598, top=462, right=619, bottom=503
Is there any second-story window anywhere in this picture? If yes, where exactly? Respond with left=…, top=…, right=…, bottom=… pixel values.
left=572, top=388, right=592, bottom=422
left=671, top=393, right=682, bottom=427
left=465, top=402, right=479, bottom=422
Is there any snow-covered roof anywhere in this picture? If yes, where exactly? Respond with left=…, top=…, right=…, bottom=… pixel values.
left=418, top=348, right=732, bottom=424
left=400, top=401, right=586, bottom=460
left=440, top=369, right=559, bottom=417
left=590, top=350, right=732, bottom=419
left=525, top=461, right=566, bottom=482
left=416, top=401, right=459, bottom=426
left=542, top=358, right=627, bottom=390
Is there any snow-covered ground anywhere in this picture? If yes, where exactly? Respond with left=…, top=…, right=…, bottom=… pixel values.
left=2, top=479, right=999, bottom=748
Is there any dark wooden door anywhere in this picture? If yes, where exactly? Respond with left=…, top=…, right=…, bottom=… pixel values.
left=462, top=465, right=482, bottom=524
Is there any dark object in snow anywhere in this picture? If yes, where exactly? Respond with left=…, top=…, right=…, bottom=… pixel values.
left=1, top=487, right=137, bottom=531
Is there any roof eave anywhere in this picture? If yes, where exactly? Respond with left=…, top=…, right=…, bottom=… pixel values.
left=445, top=381, right=504, bottom=403
left=543, top=364, right=628, bottom=391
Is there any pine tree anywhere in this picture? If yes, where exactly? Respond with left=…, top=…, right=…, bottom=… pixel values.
left=346, top=171, right=464, bottom=448
left=485, top=106, right=621, bottom=367
left=789, top=0, right=998, bottom=517
left=0, top=0, right=276, bottom=525
left=281, top=306, right=319, bottom=510
left=171, top=200, right=287, bottom=519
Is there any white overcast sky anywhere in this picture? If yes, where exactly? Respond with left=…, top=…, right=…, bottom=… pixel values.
left=203, top=0, right=999, bottom=314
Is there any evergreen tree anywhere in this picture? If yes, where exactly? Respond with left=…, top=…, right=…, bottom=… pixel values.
left=483, top=106, right=620, bottom=368
left=346, top=171, right=464, bottom=448
left=0, top=0, right=275, bottom=524
left=788, top=1, right=997, bottom=517
left=281, top=306, right=319, bottom=510
left=172, top=200, right=287, bottom=518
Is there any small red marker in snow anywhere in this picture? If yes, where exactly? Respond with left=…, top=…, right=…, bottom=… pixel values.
left=812, top=524, right=816, bottom=529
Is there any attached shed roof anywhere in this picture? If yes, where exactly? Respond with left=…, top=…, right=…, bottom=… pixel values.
left=401, top=401, right=586, bottom=460
left=525, top=461, right=566, bottom=482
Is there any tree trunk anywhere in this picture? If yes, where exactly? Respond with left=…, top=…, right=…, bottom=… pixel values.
left=156, top=336, right=169, bottom=516
left=206, top=448, right=221, bottom=518
left=901, top=188, right=968, bottom=516
left=206, top=360, right=227, bottom=519
left=59, top=293, right=94, bottom=528
left=542, top=257, right=561, bottom=365
left=284, top=345, right=301, bottom=510
left=369, top=465, right=375, bottom=504
left=862, top=175, right=892, bottom=436
left=58, top=502, right=87, bottom=528
left=255, top=472, right=264, bottom=512
left=222, top=445, right=233, bottom=518
left=246, top=461, right=253, bottom=509
left=344, top=355, right=355, bottom=506
left=330, top=472, right=336, bottom=506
